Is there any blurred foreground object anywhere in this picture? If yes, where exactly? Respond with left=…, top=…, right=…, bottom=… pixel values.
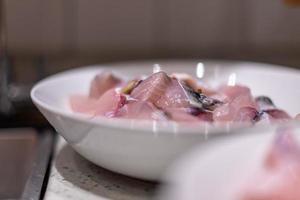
left=238, top=128, right=300, bottom=200
left=158, top=123, right=300, bottom=200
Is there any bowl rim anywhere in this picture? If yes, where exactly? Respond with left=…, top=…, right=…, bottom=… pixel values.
left=30, top=59, right=300, bottom=135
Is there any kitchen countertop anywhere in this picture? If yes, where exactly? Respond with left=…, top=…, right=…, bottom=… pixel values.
left=44, top=136, right=157, bottom=200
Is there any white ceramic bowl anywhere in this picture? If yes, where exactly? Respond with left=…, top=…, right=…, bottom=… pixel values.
left=160, top=123, right=300, bottom=200
left=31, top=60, right=300, bottom=180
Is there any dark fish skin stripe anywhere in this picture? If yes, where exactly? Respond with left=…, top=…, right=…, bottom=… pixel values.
left=183, top=85, right=223, bottom=111
left=255, top=96, right=275, bottom=108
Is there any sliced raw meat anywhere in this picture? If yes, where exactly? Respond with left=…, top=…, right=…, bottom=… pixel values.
left=230, top=92, right=257, bottom=109
left=233, top=107, right=259, bottom=123
left=219, top=85, right=252, bottom=102
left=219, top=85, right=257, bottom=108
left=164, top=108, right=200, bottom=122
left=170, top=73, right=199, bottom=92
left=186, top=107, right=203, bottom=116
left=70, top=89, right=125, bottom=117
left=95, top=89, right=126, bottom=117
left=213, top=85, right=258, bottom=122
left=132, top=72, right=221, bottom=111
left=156, top=79, right=222, bottom=111
left=117, top=100, right=168, bottom=120
left=70, top=70, right=293, bottom=125
left=183, top=86, right=223, bottom=111
left=213, top=103, right=235, bottom=122
left=155, top=79, right=190, bottom=108
left=197, top=111, right=213, bottom=122
left=185, top=107, right=213, bottom=121
left=170, top=73, right=217, bottom=96
left=213, top=104, right=258, bottom=123
left=265, top=109, right=291, bottom=120
left=255, top=96, right=291, bottom=123
left=70, top=95, right=101, bottom=115
left=258, top=109, right=291, bottom=123
left=197, top=83, right=218, bottom=96
left=131, top=71, right=171, bottom=102
left=120, top=79, right=141, bottom=94
left=89, top=71, right=122, bottom=99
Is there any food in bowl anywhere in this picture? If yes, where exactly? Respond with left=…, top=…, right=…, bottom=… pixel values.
left=238, top=128, right=300, bottom=200
left=70, top=71, right=298, bottom=123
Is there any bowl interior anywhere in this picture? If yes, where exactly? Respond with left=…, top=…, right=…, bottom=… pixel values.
left=31, top=60, right=300, bottom=130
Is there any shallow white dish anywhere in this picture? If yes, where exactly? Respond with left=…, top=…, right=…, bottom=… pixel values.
left=31, top=60, right=300, bottom=180
left=160, top=123, right=300, bottom=200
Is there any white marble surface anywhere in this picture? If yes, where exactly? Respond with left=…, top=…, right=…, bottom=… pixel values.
left=44, top=136, right=157, bottom=200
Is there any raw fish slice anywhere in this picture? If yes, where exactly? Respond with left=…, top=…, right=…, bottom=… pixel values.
left=239, top=131, right=300, bottom=200
left=258, top=109, right=291, bottom=123
left=233, top=107, right=259, bottom=123
left=219, top=85, right=252, bottom=102
left=213, top=85, right=258, bottom=122
left=121, top=79, right=141, bottom=94
left=170, top=73, right=199, bottom=92
left=89, top=71, right=122, bottom=99
left=264, top=109, right=291, bottom=120
left=296, top=114, right=300, bottom=121
left=196, top=82, right=218, bottom=96
left=231, top=93, right=257, bottom=109
left=213, top=103, right=235, bottom=122
left=95, top=89, right=126, bottom=117
left=186, top=107, right=203, bottom=116
left=213, top=105, right=258, bottom=123
left=170, top=73, right=217, bottom=96
left=255, top=96, right=291, bottom=123
left=117, top=100, right=168, bottom=120
left=185, top=107, right=212, bottom=122
left=131, top=71, right=171, bottom=103
left=183, top=85, right=223, bottom=111
left=155, top=79, right=190, bottom=108
left=132, top=72, right=221, bottom=111
left=164, top=108, right=200, bottom=122
left=220, top=85, right=257, bottom=109
left=197, top=111, right=213, bottom=122
left=70, top=89, right=126, bottom=117
left=70, top=95, right=101, bottom=115
left=156, top=80, right=222, bottom=110
left=209, top=93, right=228, bottom=102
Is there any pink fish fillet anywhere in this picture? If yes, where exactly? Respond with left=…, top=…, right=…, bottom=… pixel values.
left=89, top=71, right=122, bottom=99
left=131, top=72, right=191, bottom=109
left=239, top=131, right=300, bottom=200
left=131, top=71, right=171, bottom=103
left=259, top=109, right=291, bottom=123
left=213, top=85, right=258, bottom=122
left=164, top=108, right=200, bottom=122
left=70, top=88, right=126, bottom=117
left=155, top=79, right=190, bottom=108
left=197, top=111, right=213, bottom=122
left=117, top=100, right=168, bottom=120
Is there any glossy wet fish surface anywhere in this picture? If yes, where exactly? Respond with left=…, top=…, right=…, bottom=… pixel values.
left=70, top=71, right=297, bottom=123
